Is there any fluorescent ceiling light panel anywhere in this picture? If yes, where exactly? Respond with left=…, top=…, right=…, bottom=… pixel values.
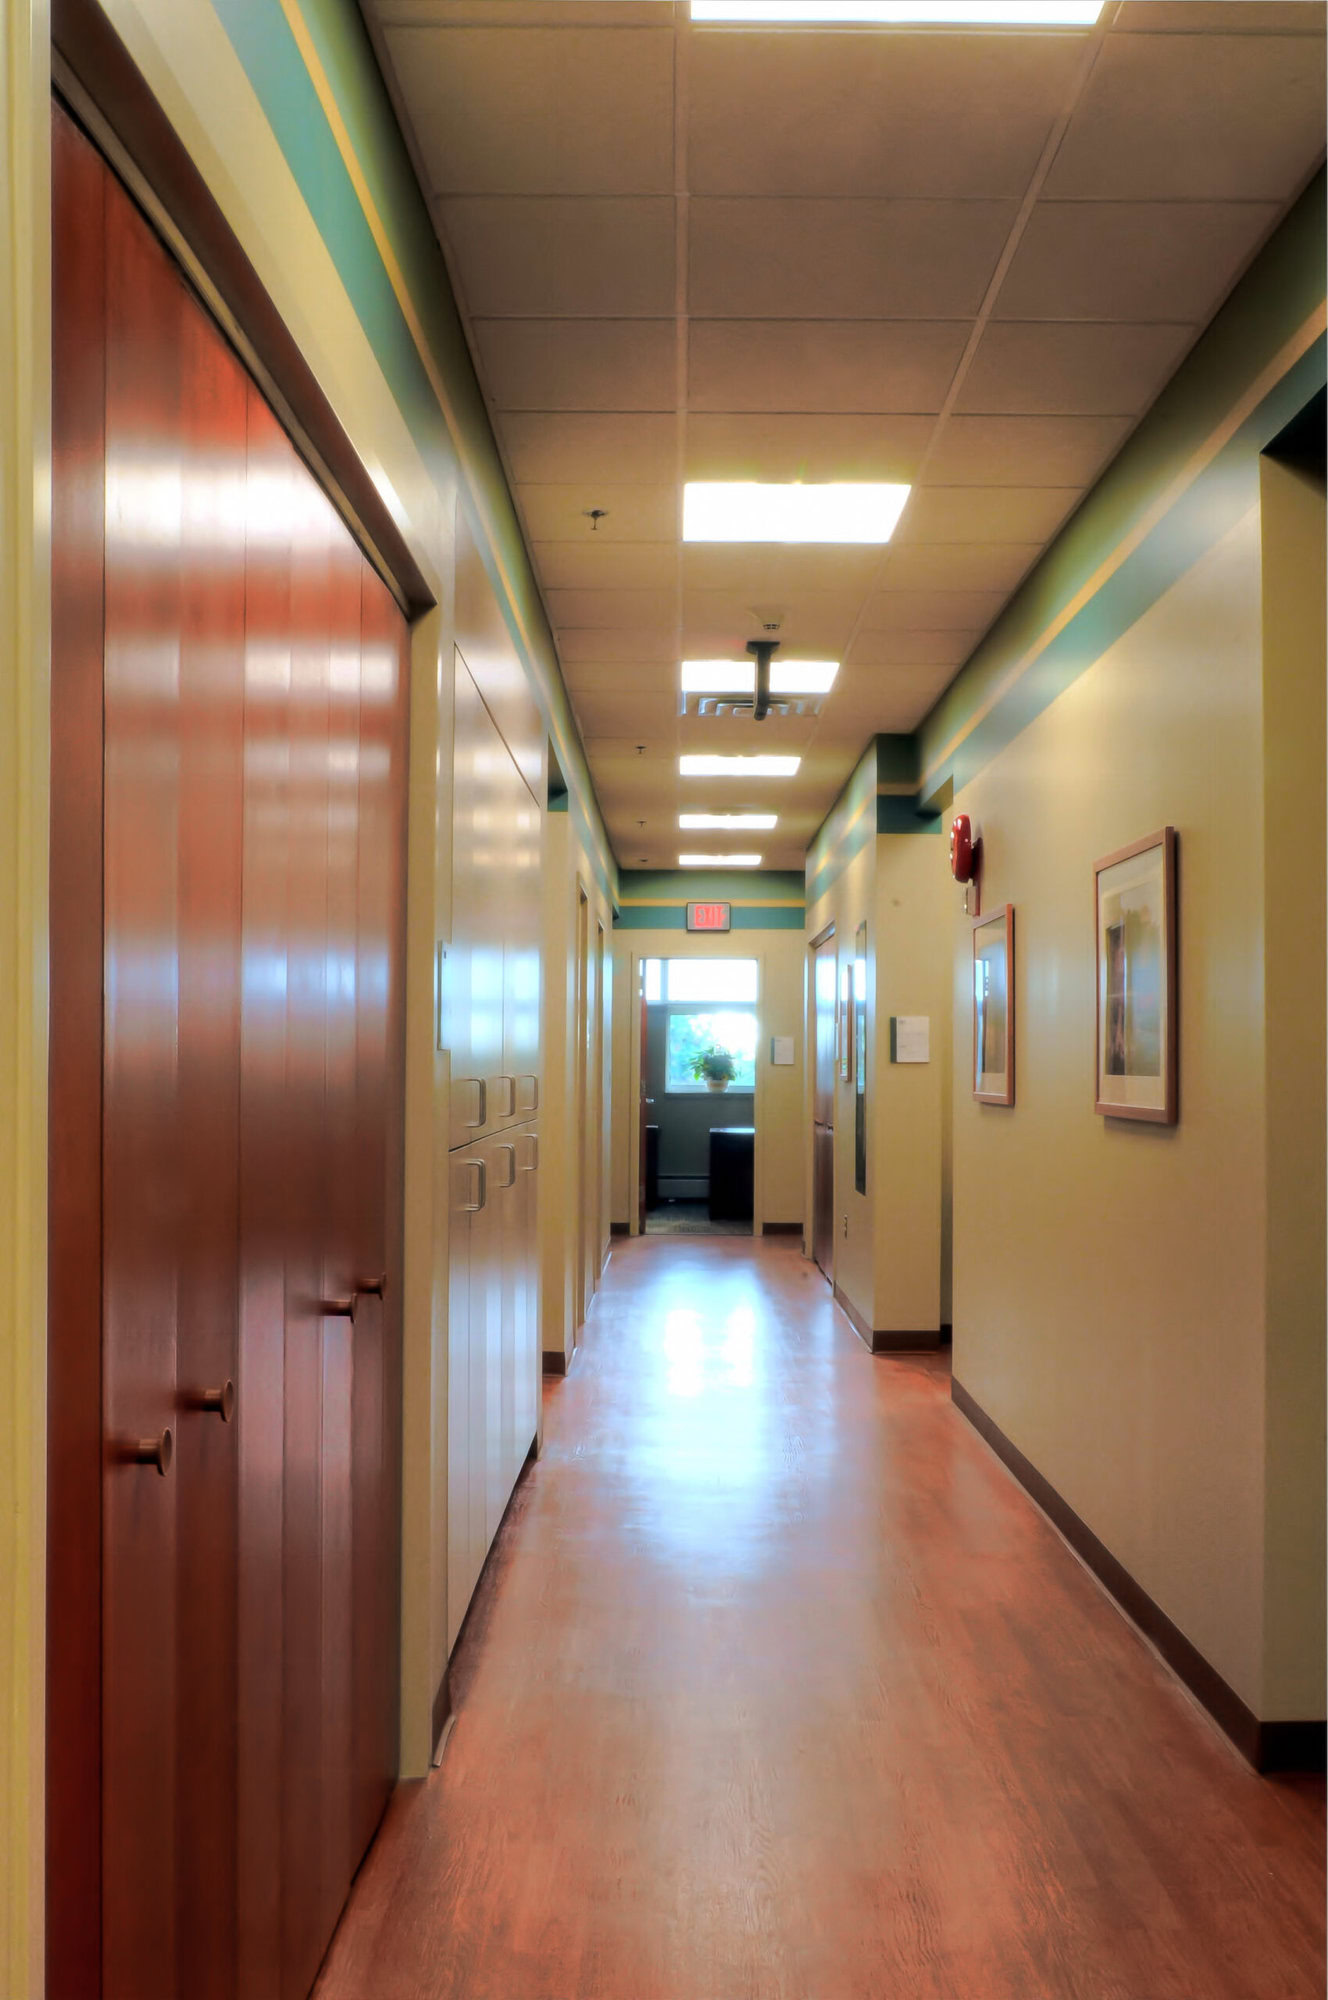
left=683, top=483, right=909, bottom=544
left=682, top=660, right=839, bottom=695
left=679, top=854, right=763, bottom=868
left=692, top=2, right=1103, bottom=22
left=680, top=755, right=801, bottom=777
left=679, top=813, right=779, bottom=831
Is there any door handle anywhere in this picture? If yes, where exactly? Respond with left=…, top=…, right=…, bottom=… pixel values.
left=464, top=1078, right=487, bottom=1130
left=322, top=1295, right=358, bottom=1324
left=458, top=1158, right=487, bottom=1213
left=184, top=1381, right=235, bottom=1422
left=120, top=1428, right=173, bottom=1477
left=494, top=1142, right=517, bottom=1190
left=518, top=1134, right=538, bottom=1173
left=517, top=1074, right=539, bottom=1112
left=493, top=1075, right=516, bottom=1117
left=356, top=1272, right=388, bottom=1301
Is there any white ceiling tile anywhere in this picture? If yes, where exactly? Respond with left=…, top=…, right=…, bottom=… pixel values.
left=956, top=321, right=1196, bottom=416
left=682, top=589, right=862, bottom=653
left=382, top=25, right=674, bottom=194
left=845, top=630, right=977, bottom=669
left=558, top=626, right=679, bottom=663
left=689, top=320, right=969, bottom=413
left=995, top=200, right=1282, bottom=323
left=572, top=690, right=679, bottom=737
left=561, top=659, right=677, bottom=693
left=922, top=414, right=1131, bottom=486
left=440, top=198, right=675, bottom=316
left=547, top=587, right=676, bottom=630
left=474, top=319, right=676, bottom=410
left=681, top=545, right=882, bottom=595
left=517, top=484, right=677, bottom=541
left=501, top=413, right=677, bottom=484
left=688, top=200, right=1016, bottom=320
left=1113, top=5, right=1325, bottom=29
left=1046, top=32, right=1327, bottom=200
left=881, top=543, right=1043, bottom=594
left=857, top=589, right=1007, bottom=632
left=534, top=541, right=676, bottom=590
left=688, top=31, right=1085, bottom=197
left=896, top=486, right=1080, bottom=544
left=685, top=412, right=934, bottom=482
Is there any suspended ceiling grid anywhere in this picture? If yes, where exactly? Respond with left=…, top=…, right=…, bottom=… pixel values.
left=365, top=0, right=1326, bottom=872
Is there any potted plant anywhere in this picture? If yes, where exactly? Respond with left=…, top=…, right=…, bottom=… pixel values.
left=690, top=1043, right=737, bottom=1094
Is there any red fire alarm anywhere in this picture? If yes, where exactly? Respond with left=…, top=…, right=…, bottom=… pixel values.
left=949, top=814, right=982, bottom=914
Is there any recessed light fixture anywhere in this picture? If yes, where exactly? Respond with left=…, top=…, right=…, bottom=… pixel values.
left=692, top=2, right=1102, bottom=22
left=680, top=755, right=801, bottom=778
left=679, top=853, right=764, bottom=868
left=683, top=482, right=909, bottom=544
left=682, top=659, right=839, bottom=696
left=679, top=813, right=779, bottom=831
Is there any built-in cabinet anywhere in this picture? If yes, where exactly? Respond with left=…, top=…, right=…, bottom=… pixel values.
left=445, top=652, right=543, bottom=1651
left=47, top=105, right=408, bottom=2000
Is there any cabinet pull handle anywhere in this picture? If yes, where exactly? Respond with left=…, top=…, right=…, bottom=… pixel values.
left=519, top=1135, right=539, bottom=1173
left=494, top=1074, right=516, bottom=1116
left=495, top=1142, right=517, bottom=1189
left=190, top=1381, right=235, bottom=1423
left=121, top=1428, right=173, bottom=1477
left=458, top=1158, right=487, bottom=1213
left=357, top=1273, right=387, bottom=1301
left=518, top=1074, right=539, bottom=1112
left=464, top=1078, right=487, bottom=1129
left=322, top=1295, right=358, bottom=1323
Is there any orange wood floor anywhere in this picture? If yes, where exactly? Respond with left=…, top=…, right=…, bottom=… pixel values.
left=316, top=1236, right=1325, bottom=2000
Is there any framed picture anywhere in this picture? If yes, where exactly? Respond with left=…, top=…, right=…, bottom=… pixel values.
left=973, top=904, right=1014, bottom=1106
left=1094, top=827, right=1177, bottom=1124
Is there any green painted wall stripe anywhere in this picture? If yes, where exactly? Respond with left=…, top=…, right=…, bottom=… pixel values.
left=619, top=868, right=804, bottom=904
left=212, top=0, right=618, bottom=901
left=615, top=905, right=805, bottom=932
left=877, top=795, right=941, bottom=835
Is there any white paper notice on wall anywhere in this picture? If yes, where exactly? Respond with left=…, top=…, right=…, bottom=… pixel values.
left=770, top=1036, right=795, bottom=1066
left=891, top=1015, right=930, bottom=1064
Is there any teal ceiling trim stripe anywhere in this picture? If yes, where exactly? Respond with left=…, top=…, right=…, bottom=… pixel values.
left=615, top=905, right=805, bottom=932
left=212, top=0, right=619, bottom=900
left=878, top=795, right=942, bottom=835
left=620, top=868, right=804, bottom=904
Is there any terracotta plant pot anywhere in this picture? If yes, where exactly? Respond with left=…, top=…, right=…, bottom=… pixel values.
left=705, top=1076, right=730, bottom=1093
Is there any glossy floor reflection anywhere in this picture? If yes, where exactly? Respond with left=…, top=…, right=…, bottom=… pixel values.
left=316, top=1237, right=1325, bottom=2000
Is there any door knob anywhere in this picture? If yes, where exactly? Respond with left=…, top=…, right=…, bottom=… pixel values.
left=357, top=1273, right=387, bottom=1300
left=121, top=1428, right=173, bottom=1477
left=322, top=1296, right=357, bottom=1323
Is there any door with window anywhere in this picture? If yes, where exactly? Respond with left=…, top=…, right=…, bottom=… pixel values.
left=639, top=958, right=759, bottom=1230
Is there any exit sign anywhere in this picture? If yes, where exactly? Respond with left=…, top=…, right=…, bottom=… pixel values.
left=687, top=901, right=731, bottom=933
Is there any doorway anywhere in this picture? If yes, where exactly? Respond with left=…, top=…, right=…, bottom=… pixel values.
left=640, top=958, right=758, bottom=1238
left=811, top=930, right=836, bottom=1280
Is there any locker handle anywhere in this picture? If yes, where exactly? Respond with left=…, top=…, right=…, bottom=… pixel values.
left=494, top=1142, right=517, bottom=1190
left=518, top=1135, right=539, bottom=1173
left=322, top=1295, right=358, bottom=1324
left=494, top=1075, right=517, bottom=1117
left=464, top=1078, right=487, bottom=1130
left=120, top=1428, right=173, bottom=1477
left=518, top=1074, right=540, bottom=1112
left=458, top=1158, right=487, bottom=1213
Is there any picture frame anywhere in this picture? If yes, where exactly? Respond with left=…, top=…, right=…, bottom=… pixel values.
left=972, top=904, right=1014, bottom=1106
left=1094, top=827, right=1177, bottom=1124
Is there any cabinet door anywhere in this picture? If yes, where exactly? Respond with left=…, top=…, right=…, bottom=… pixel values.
left=447, top=1152, right=482, bottom=1651
left=470, top=1137, right=502, bottom=1573
left=489, top=1137, right=520, bottom=1537
left=447, top=658, right=504, bottom=1146
left=504, top=760, right=542, bottom=1125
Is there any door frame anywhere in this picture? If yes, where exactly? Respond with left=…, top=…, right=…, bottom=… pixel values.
left=807, top=922, right=836, bottom=1279
left=625, top=948, right=767, bottom=1238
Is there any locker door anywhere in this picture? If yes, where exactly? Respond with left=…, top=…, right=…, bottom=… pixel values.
left=447, top=1152, right=482, bottom=1650
left=505, top=763, right=542, bottom=1125
left=513, top=1126, right=540, bottom=1468
left=489, top=1136, right=519, bottom=1538
left=100, top=168, right=184, bottom=2000
left=447, top=657, right=505, bottom=1145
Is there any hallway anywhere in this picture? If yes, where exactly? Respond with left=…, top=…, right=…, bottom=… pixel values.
left=316, top=1239, right=1324, bottom=2000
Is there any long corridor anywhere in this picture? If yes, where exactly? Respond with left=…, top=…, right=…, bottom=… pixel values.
left=317, top=1239, right=1325, bottom=2000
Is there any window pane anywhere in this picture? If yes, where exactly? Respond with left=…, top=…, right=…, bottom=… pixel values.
left=664, top=958, right=758, bottom=1004
left=643, top=958, right=663, bottom=1004
left=665, top=1009, right=758, bottom=1091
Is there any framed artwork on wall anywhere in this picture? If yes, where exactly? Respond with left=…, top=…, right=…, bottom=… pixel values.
left=973, top=904, right=1014, bottom=1106
left=1094, top=827, right=1178, bottom=1124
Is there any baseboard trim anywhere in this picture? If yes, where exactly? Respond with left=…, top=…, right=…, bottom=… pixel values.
left=430, top=1668, right=452, bottom=1766
left=542, top=1344, right=580, bottom=1378
left=761, top=1222, right=802, bottom=1236
left=832, top=1283, right=940, bottom=1354
left=610, top=1221, right=630, bottom=1236
left=950, top=1375, right=1325, bottom=1773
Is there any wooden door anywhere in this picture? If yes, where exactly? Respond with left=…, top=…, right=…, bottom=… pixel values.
left=514, top=1126, right=540, bottom=1465
left=447, top=1151, right=480, bottom=1652
left=812, top=936, right=837, bottom=1281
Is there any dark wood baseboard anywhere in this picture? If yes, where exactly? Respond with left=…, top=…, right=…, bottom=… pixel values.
left=430, top=1668, right=451, bottom=1765
left=951, top=1375, right=1325, bottom=1773
left=762, top=1222, right=802, bottom=1236
left=833, top=1282, right=940, bottom=1354
left=543, top=1345, right=581, bottom=1378
left=610, top=1221, right=630, bottom=1236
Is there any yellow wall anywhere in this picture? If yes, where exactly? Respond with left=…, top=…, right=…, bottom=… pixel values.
left=1259, top=454, right=1326, bottom=1720
left=610, top=929, right=807, bottom=1235
left=950, top=507, right=1272, bottom=1711
left=0, top=0, right=50, bottom=1989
